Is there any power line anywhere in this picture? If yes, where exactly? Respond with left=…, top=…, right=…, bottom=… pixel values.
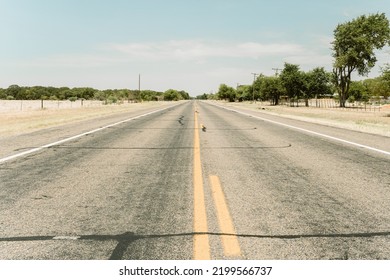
left=272, top=68, right=282, bottom=76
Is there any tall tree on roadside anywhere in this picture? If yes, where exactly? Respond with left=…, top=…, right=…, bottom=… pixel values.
left=236, top=85, right=252, bottom=101
left=217, top=84, right=236, bottom=102
left=305, top=67, right=333, bottom=106
left=260, top=76, right=284, bottom=105
left=332, top=13, right=390, bottom=107
left=5, top=85, right=23, bottom=99
left=178, top=90, right=190, bottom=100
left=252, top=74, right=265, bottom=101
left=379, top=64, right=390, bottom=98
left=279, top=63, right=306, bottom=105
left=164, top=89, right=182, bottom=101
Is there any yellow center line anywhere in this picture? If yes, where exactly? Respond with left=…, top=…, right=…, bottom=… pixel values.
left=209, top=175, right=242, bottom=257
left=193, top=105, right=211, bottom=260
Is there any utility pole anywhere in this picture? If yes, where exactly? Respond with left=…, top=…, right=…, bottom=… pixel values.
left=251, top=73, right=259, bottom=102
left=138, top=74, right=141, bottom=102
left=272, top=68, right=282, bottom=76
left=138, top=74, right=141, bottom=92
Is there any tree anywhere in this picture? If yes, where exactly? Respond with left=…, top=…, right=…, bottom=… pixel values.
left=0, top=88, right=6, bottom=99
left=178, top=90, right=190, bottom=100
left=279, top=63, right=306, bottom=106
left=252, top=74, right=265, bottom=101
left=140, top=90, right=161, bottom=101
left=348, top=81, right=368, bottom=102
left=260, top=76, right=284, bottom=105
left=379, top=64, right=390, bottom=98
left=197, top=92, right=217, bottom=100
left=236, top=85, right=252, bottom=101
left=196, top=93, right=209, bottom=100
left=217, top=84, right=236, bottom=102
left=305, top=67, right=333, bottom=105
left=5, top=85, right=23, bottom=99
left=332, top=13, right=390, bottom=107
left=164, top=89, right=182, bottom=101
left=361, top=78, right=385, bottom=100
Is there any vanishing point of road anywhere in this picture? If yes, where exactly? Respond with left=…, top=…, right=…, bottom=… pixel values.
left=0, top=100, right=389, bottom=259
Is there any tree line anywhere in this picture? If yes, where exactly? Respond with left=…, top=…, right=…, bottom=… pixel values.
left=198, top=13, right=390, bottom=107
left=200, top=63, right=390, bottom=106
left=0, top=85, right=190, bottom=102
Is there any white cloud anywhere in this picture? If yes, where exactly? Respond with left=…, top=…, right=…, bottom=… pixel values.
left=283, top=53, right=333, bottom=70
left=4, top=39, right=339, bottom=95
left=15, top=39, right=315, bottom=70
left=12, top=53, right=121, bottom=69
left=108, top=40, right=306, bottom=62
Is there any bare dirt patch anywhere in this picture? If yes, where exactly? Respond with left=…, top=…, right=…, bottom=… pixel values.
left=218, top=101, right=390, bottom=137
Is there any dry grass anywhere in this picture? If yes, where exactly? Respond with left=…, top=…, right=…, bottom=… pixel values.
left=219, top=101, right=390, bottom=137
left=0, top=101, right=169, bottom=137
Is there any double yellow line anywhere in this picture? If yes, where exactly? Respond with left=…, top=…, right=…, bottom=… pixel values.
left=193, top=105, right=241, bottom=260
left=193, top=106, right=210, bottom=259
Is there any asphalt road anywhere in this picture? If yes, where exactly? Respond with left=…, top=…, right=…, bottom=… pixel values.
left=0, top=100, right=389, bottom=260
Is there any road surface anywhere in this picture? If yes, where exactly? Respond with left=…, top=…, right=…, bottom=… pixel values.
left=0, top=100, right=389, bottom=259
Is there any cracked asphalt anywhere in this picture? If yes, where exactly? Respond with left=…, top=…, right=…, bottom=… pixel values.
left=0, top=100, right=389, bottom=259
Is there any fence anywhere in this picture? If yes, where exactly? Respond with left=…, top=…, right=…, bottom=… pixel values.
left=281, top=98, right=384, bottom=112
left=0, top=100, right=105, bottom=112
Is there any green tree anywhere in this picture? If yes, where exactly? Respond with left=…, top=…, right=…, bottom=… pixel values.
left=5, top=85, right=23, bottom=99
left=127, top=90, right=137, bottom=102
left=57, top=87, right=70, bottom=100
left=305, top=67, right=333, bottom=105
left=28, top=86, right=50, bottom=100
left=178, top=90, right=190, bottom=100
left=260, top=76, right=284, bottom=105
left=362, top=78, right=384, bottom=99
left=217, top=84, right=236, bottom=102
left=379, top=64, right=390, bottom=98
left=349, top=81, right=368, bottom=102
left=196, top=93, right=209, bottom=100
left=164, top=89, right=182, bottom=101
left=140, top=90, right=159, bottom=101
left=279, top=63, right=306, bottom=105
left=197, top=93, right=217, bottom=100
left=236, top=85, right=252, bottom=101
left=332, top=13, right=390, bottom=107
left=252, top=74, right=265, bottom=101
left=0, top=88, right=6, bottom=99
left=0, top=88, right=7, bottom=99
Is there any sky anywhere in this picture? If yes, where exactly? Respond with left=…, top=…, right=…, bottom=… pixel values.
left=1, top=0, right=389, bottom=96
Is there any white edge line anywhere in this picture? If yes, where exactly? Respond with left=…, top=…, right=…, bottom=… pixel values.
left=210, top=102, right=390, bottom=157
left=0, top=103, right=181, bottom=164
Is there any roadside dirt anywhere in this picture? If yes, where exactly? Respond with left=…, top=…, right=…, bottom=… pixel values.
left=0, top=101, right=170, bottom=137
left=1, top=100, right=389, bottom=138
left=218, top=101, right=390, bottom=137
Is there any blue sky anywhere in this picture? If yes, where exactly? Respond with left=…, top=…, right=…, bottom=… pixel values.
left=1, top=0, right=389, bottom=96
